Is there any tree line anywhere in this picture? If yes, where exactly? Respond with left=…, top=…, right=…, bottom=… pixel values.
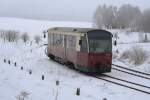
left=0, top=30, right=41, bottom=44
left=93, top=4, right=150, bottom=32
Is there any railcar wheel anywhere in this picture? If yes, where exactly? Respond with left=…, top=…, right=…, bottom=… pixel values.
left=48, top=54, right=55, bottom=60
left=65, top=61, right=75, bottom=69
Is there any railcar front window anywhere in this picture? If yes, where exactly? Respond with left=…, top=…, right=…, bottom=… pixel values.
left=89, top=39, right=111, bottom=53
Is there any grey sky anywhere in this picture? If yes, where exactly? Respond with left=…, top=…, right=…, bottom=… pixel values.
left=0, top=0, right=149, bottom=22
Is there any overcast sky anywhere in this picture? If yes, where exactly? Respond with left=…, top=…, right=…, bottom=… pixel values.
left=0, top=0, right=149, bottom=22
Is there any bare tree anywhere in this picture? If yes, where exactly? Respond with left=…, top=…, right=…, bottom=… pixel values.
left=5, top=30, right=20, bottom=42
left=0, top=30, right=20, bottom=43
left=21, top=32, right=30, bottom=44
left=137, top=9, right=150, bottom=32
left=0, top=30, right=6, bottom=42
left=117, top=4, right=141, bottom=29
left=34, top=35, right=41, bottom=44
left=5, top=30, right=19, bottom=42
left=16, top=91, right=30, bottom=100
left=0, top=30, right=5, bottom=38
left=93, top=5, right=118, bottom=29
left=93, top=4, right=142, bottom=30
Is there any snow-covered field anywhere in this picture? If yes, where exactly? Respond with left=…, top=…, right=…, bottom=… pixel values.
left=0, top=17, right=92, bottom=37
left=111, top=29, right=150, bottom=73
left=0, top=17, right=150, bottom=100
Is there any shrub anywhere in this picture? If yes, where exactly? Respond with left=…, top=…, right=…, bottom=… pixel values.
left=21, top=32, right=30, bottom=44
left=16, top=91, right=30, bottom=100
left=120, top=50, right=130, bottom=59
left=5, top=30, right=20, bottom=42
left=121, top=46, right=149, bottom=65
left=129, top=46, right=148, bottom=65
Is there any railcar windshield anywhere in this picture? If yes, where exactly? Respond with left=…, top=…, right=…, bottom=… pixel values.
left=89, top=39, right=111, bottom=53
left=87, top=30, right=112, bottom=53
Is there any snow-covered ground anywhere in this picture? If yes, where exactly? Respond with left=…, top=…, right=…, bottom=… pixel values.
left=0, top=17, right=150, bottom=100
left=111, top=29, right=150, bottom=73
left=0, top=17, right=92, bottom=37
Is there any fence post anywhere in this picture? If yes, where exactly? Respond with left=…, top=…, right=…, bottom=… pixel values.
left=56, top=80, right=59, bottom=86
left=103, top=98, right=107, bottom=100
left=29, top=70, right=32, bottom=74
left=21, top=66, right=23, bottom=70
left=4, top=59, right=6, bottom=63
left=76, top=88, right=80, bottom=96
left=42, top=75, right=44, bottom=80
left=8, top=60, right=10, bottom=64
left=14, top=62, right=17, bottom=66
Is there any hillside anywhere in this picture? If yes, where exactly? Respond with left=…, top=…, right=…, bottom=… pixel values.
left=0, top=17, right=150, bottom=100
left=0, top=17, right=92, bottom=36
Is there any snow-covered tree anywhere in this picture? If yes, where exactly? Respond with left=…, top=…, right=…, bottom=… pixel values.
left=117, top=4, right=141, bottom=29
left=93, top=5, right=118, bottom=29
left=137, top=9, right=150, bottom=32
left=21, top=32, right=30, bottom=44
left=5, top=30, right=20, bottom=42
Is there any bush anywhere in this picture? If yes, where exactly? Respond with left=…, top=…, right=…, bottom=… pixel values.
left=0, top=30, right=5, bottom=39
left=5, top=30, right=20, bottom=42
left=21, top=32, right=30, bottom=44
left=130, top=46, right=148, bottom=65
left=120, top=46, right=149, bottom=65
left=120, top=50, right=130, bottom=59
left=16, top=91, right=30, bottom=100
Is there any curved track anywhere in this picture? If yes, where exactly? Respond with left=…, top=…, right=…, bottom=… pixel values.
left=91, top=74, right=150, bottom=95
left=112, top=67, right=150, bottom=80
left=112, top=64, right=150, bottom=76
left=89, top=64, right=150, bottom=95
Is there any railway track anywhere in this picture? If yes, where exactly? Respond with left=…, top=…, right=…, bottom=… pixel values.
left=54, top=61, right=150, bottom=95
left=90, top=74, right=150, bottom=95
left=45, top=58, right=150, bottom=95
left=112, top=64, right=150, bottom=82
left=88, top=64, right=150, bottom=95
left=112, top=63, right=150, bottom=76
left=112, top=67, right=150, bottom=80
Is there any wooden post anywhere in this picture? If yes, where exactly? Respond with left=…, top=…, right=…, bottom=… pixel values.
left=8, top=60, right=10, bottom=64
left=56, top=80, right=59, bottom=86
left=14, top=62, right=17, bottom=66
left=42, top=75, right=44, bottom=80
left=29, top=70, right=32, bottom=74
left=4, top=59, right=6, bottom=63
left=21, top=66, right=23, bottom=70
left=114, top=40, right=117, bottom=46
left=76, top=88, right=80, bottom=96
left=103, top=98, right=107, bottom=100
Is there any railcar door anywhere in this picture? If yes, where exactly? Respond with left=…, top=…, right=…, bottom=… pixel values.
left=64, top=35, right=67, bottom=60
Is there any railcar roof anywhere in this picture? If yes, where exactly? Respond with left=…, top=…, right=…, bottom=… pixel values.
left=48, top=27, right=103, bottom=33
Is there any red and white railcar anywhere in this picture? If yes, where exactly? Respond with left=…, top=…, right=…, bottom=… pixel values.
left=46, top=27, right=112, bottom=73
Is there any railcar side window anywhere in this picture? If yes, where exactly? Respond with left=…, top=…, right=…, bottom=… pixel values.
left=67, top=35, right=76, bottom=50
left=53, top=33, right=63, bottom=46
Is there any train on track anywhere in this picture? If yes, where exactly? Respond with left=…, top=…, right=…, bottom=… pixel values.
left=46, top=27, right=112, bottom=73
